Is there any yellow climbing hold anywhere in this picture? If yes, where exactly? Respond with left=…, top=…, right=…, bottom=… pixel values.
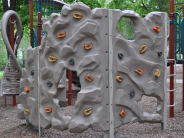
left=25, top=86, right=29, bottom=93
left=73, top=13, right=83, bottom=19
left=154, top=69, right=160, bottom=77
left=153, top=26, right=160, bottom=33
left=83, top=107, right=93, bottom=116
left=48, top=56, right=58, bottom=62
left=25, top=109, right=30, bottom=114
left=119, top=110, right=126, bottom=117
left=116, top=76, right=123, bottom=82
left=140, top=45, right=147, bottom=54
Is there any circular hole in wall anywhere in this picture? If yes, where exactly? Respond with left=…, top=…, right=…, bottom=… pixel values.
left=117, top=18, right=135, bottom=40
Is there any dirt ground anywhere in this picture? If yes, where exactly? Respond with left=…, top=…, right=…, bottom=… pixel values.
left=0, top=66, right=184, bottom=138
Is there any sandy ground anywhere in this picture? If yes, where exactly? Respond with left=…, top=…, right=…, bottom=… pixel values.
left=0, top=66, right=184, bottom=138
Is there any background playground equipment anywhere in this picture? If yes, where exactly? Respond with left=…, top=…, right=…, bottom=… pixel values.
left=0, top=10, right=23, bottom=106
left=7, top=2, right=168, bottom=137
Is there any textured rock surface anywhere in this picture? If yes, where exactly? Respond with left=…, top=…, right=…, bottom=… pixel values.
left=17, top=2, right=166, bottom=133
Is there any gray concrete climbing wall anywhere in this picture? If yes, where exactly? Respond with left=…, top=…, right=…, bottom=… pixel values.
left=111, top=10, right=167, bottom=128
left=17, top=2, right=167, bottom=134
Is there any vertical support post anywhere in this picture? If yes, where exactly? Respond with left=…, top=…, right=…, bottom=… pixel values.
left=11, top=16, right=16, bottom=106
left=30, top=0, right=33, bottom=47
left=182, top=4, right=184, bottom=111
left=169, top=0, right=175, bottom=118
left=37, top=12, right=41, bottom=46
left=163, top=12, right=168, bottom=130
left=68, top=70, right=72, bottom=106
left=107, top=9, right=114, bottom=138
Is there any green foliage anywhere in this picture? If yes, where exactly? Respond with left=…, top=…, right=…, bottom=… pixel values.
left=0, top=71, right=4, bottom=81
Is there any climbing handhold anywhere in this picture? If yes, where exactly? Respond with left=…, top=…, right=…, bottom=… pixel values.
left=15, top=68, right=19, bottom=72
left=158, top=51, right=162, bottom=56
left=118, top=53, right=124, bottom=59
left=69, top=58, right=75, bottom=66
left=57, top=32, right=66, bottom=38
left=85, top=74, right=94, bottom=82
left=130, top=89, right=135, bottom=97
left=116, top=76, right=123, bottom=82
left=6, top=78, right=11, bottom=82
left=31, top=70, right=34, bottom=75
left=153, top=26, right=160, bottom=33
left=25, top=86, right=29, bottom=93
left=45, top=107, right=52, bottom=113
left=25, top=109, right=30, bottom=114
left=119, top=110, right=126, bottom=117
left=83, top=107, right=93, bottom=116
left=47, top=81, right=53, bottom=87
left=73, top=13, right=83, bottom=19
left=135, top=68, right=143, bottom=75
left=48, top=56, right=58, bottom=62
left=84, top=43, right=93, bottom=50
left=16, top=78, right=20, bottom=82
left=140, top=45, right=147, bottom=54
left=154, top=69, right=160, bottom=77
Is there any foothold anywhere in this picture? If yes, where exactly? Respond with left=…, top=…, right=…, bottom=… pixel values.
left=16, top=78, right=20, bottom=82
left=69, top=58, right=75, bottom=66
left=48, top=56, right=58, bottom=62
left=130, top=89, right=135, bottom=97
left=116, top=76, right=123, bottom=82
left=5, top=88, right=10, bottom=92
left=153, top=26, right=160, bottom=33
left=158, top=51, right=162, bottom=56
left=6, top=78, right=11, bottom=82
left=73, top=13, right=83, bottom=19
left=25, top=109, right=30, bottom=114
left=119, top=110, right=126, bottom=117
left=135, top=68, right=143, bottom=75
left=140, top=45, right=147, bottom=54
left=57, top=32, right=66, bottom=38
left=85, top=74, right=94, bottom=82
left=15, top=68, right=19, bottom=72
left=83, top=107, right=93, bottom=116
left=84, top=43, right=93, bottom=50
left=25, top=86, right=29, bottom=93
left=118, top=53, right=124, bottom=59
left=154, top=69, right=160, bottom=77
left=31, top=70, right=34, bottom=75
left=8, top=68, right=10, bottom=71
left=45, top=107, right=52, bottom=113
left=47, top=81, right=53, bottom=87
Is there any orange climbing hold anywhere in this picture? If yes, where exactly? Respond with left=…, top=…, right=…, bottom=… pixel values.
left=119, top=110, right=126, bottom=117
left=25, top=86, right=29, bottom=93
left=135, top=68, right=143, bottom=75
left=116, top=76, right=123, bottom=82
left=73, top=13, right=83, bottom=19
left=45, top=107, right=52, bottom=113
left=84, top=43, right=93, bottom=50
left=57, top=32, right=66, bottom=38
left=153, top=26, right=160, bottom=33
left=48, top=56, right=58, bottom=62
left=85, top=74, right=94, bottom=82
left=140, top=45, right=147, bottom=54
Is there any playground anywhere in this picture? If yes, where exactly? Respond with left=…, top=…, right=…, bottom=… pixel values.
left=0, top=0, right=184, bottom=137
left=0, top=65, right=184, bottom=138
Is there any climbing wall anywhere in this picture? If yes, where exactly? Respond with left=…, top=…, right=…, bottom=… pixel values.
left=111, top=10, right=167, bottom=128
left=17, top=2, right=167, bottom=133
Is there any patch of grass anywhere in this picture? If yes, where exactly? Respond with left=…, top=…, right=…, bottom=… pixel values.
left=0, top=71, right=4, bottom=82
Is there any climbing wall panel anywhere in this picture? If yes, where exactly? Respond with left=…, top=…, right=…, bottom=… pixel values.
left=111, top=10, right=167, bottom=127
left=17, top=2, right=167, bottom=134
